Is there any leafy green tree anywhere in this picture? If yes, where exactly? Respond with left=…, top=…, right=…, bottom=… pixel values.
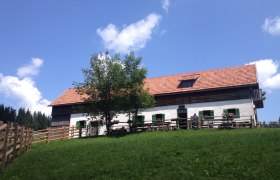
left=74, top=51, right=155, bottom=134
left=74, top=52, right=125, bottom=133
left=122, top=52, right=154, bottom=129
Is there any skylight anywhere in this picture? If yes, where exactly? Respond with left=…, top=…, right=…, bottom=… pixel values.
left=179, top=80, right=195, bottom=88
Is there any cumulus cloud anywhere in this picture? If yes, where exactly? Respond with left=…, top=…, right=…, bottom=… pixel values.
left=262, top=17, right=280, bottom=35
left=0, top=58, right=51, bottom=115
left=17, top=58, right=43, bottom=78
left=97, top=13, right=161, bottom=53
left=248, top=59, right=280, bottom=91
left=162, top=0, right=170, bottom=12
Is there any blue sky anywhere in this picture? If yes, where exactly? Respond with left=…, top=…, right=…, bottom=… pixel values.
left=0, top=0, right=280, bottom=121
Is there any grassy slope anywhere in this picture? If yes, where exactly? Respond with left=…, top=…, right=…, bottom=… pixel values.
left=1, top=129, right=280, bottom=179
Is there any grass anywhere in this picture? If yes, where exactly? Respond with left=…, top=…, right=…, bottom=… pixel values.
left=1, top=128, right=280, bottom=179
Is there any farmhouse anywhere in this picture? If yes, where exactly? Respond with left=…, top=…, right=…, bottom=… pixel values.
left=49, top=64, right=264, bottom=134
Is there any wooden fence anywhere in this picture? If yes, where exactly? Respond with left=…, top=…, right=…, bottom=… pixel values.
left=0, top=120, right=81, bottom=172
left=32, top=126, right=80, bottom=144
left=0, top=121, right=32, bottom=172
left=133, top=115, right=256, bottom=132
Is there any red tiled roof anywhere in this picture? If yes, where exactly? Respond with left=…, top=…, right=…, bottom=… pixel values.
left=49, top=88, right=86, bottom=106
left=49, top=64, right=258, bottom=106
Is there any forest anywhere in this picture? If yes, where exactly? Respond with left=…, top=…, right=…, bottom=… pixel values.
left=0, top=104, right=50, bottom=130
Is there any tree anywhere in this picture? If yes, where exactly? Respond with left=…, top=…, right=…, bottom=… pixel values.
left=121, top=52, right=154, bottom=129
left=74, top=52, right=126, bottom=133
left=0, top=104, right=16, bottom=123
left=0, top=104, right=50, bottom=130
left=74, top=51, right=154, bottom=134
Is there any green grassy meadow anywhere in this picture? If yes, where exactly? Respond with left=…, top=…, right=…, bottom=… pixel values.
left=1, top=129, right=280, bottom=179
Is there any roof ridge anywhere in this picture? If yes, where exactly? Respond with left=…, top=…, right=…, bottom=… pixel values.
left=146, top=64, right=255, bottom=80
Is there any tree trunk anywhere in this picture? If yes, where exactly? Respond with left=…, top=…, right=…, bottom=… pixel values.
left=133, top=110, right=138, bottom=132
left=105, top=113, right=111, bottom=135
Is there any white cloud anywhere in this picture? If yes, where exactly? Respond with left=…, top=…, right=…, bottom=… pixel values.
left=0, top=58, right=51, bottom=115
left=248, top=59, right=280, bottom=91
left=17, top=58, right=43, bottom=78
left=97, top=13, right=161, bottom=54
left=262, top=17, right=280, bottom=35
left=162, top=0, right=170, bottom=12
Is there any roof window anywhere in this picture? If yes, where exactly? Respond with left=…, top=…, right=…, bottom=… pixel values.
left=179, top=80, right=195, bottom=88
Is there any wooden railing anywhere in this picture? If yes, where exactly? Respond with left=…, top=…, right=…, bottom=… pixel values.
left=0, top=121, right=33, bottom=172
left=132, top=115, right=256, bottom=131
left=170, top=115, right=255, bottom=129
left=32, top=126, right=80, bottom=144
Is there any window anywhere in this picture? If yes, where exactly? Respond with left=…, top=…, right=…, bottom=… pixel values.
left=132, top=115, right=145, bottom=124
left=199, top=110, right=214, bottom=119
left=223, top=108, right=240, bottom=118
left=178, top=105, right=185, bottom=109
left=76, top=120, right=86, bottom=128
left=152, top=114, right=165, bottom=123
left=179, top=80, right=195, bottom=88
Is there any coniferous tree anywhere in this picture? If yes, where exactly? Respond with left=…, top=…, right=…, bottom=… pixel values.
left=0, top=104, right=16, bottom=123
left=0, top=104, right=50, bottom=130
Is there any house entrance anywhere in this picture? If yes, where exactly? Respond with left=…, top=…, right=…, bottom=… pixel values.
left=177, top=105, right=187, bottom=128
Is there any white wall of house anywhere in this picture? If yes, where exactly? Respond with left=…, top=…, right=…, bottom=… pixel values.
left=69, top=98, right=256, bottom=135
left=138, top=98, right=255, bottom=121
left=70, top=113, right=107, bottom=136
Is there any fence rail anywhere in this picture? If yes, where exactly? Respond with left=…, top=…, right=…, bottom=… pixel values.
left=32, top=126, right=80, bottom=144
left=0, top=121, right=32, bottom=172
left=132, top=115, right=256, bottom=131
left=0, top=121, right=81, bottom=172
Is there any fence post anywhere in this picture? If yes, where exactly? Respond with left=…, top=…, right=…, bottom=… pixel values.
left=24, top=128, right=29, bottom=151
left=9, top=123, right=14, bottom=145
left=28, top=129, right=33, bottom=149
left=62, top=127, right=65, bottom=140
left=46, top=128, right=50, bottom=143
left=250, top=116, right=255, bottom=128
left=6, top=123, right=14, bottom=163
left=12, top=124, right=19, bottom=160
left=79, top=126, right=82, bottom=138
left=19, top=126, right=23, bottom=154
left=71, top=126, right=75, bottom=138
left=0, top=122, right=11, bottom=171
left=199, top=118, right=202, bottom=129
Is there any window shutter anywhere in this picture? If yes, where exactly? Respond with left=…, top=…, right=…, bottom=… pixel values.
left=152, top=115, right=156, bottom=123
left=162, top=114, right=165, bottom=122
left=198, top=111, right=203, bottom=119
left=210, top=110, right=214, bottom=118
left=141, top=116, right=145, bottom=124
left=235, top=108, right=240, bottom=118
left=83, top=120, right=86, bottom=128
left=76, top=121, right=80, bottom=127
left=223, top=109, right=228, bottom=116
left=132, top=115, right=136, bottom=123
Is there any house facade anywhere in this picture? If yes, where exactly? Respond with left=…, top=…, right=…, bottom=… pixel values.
left=49, top=64, right=264, bottom=134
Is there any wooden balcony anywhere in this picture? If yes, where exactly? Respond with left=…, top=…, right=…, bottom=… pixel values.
left=251, top=89, right=264, bottom=108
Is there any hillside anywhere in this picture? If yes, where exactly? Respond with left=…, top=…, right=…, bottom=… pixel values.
left=1, top=129, right=280, bottom=179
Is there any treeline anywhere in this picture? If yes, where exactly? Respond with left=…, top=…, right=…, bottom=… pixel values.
left=0, top=104, right=50, bottom=130
left=260, top=119, right=280, bottom=128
